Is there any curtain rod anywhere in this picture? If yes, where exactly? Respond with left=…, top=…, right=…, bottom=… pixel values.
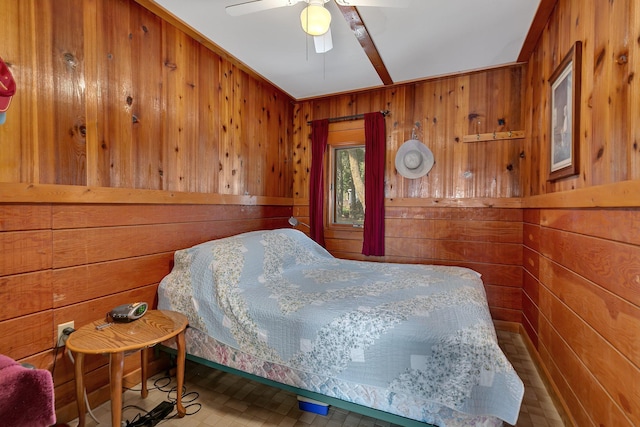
left=306, top=110, right=390, bottom=125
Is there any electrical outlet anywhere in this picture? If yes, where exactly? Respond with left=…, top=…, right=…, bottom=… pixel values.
left=57, top=321, right=75, bottom=347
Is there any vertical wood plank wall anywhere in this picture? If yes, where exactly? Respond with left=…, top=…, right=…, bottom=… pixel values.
left=0, top=0, right=293, bottom=195
left=520, top=0, right=640, bottom=426
left=293, top=66, right=526, bottom=201
left=523, top=0, right=640, bottom=195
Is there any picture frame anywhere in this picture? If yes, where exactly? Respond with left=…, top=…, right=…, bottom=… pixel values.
left=548, top=41, right=582, bottom=181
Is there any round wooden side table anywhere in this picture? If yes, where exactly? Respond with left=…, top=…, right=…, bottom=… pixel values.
left=66, top=310, right=189, bottom=427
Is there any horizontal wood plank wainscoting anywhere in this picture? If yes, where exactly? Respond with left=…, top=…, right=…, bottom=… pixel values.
left=0, top=187, right=292, bottom=422
left=521, top=184, right=640, bottom=427
left=294, top=198, right=524, bottom=324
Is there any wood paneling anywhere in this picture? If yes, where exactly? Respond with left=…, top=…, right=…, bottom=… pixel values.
left=525, top=208, right=640, bottom=427
left=540, top=288, right=637, bottom=426
left=0, top=0, right=294, bottom=197
left=293, top=66, right=525, bottom=201
left=0, top=205, right=51, bottom=231
left=540, top=257, right=640, bottom=366
left=53, top=285, right=161, bottom=337
left=539, top=226, right=640, bottom=307
left=0, top=182, right=293, bottom=205
left=291, top=63, right=528, bottom=325
left=51, top=220, right=281, bottom=268
left=522, top=246, right=539, bottom=279
left=539, top=316, right=617, bottom=427
left=0, top=271, right=52, bottom=321
left=49, top=0, right=88, bottom=186
left=0, top=1, right=295, bottom=419
left=0, top=230, right=52, bottom=276
left=523, top=0, right=640, bottom=195
left=0, top=202, right=291, bottom=423
left=52, top=254, right=173, bottom=307
left=52, top=203, right=290, bottom=228
left=520, top=5, right=640, bottom=426
left=540, top=208, right=640, bottom=244
left=485, top=285, right=522, bottom=310
left=521, top=271, right=540, bottom=349
left=0, top=311, right=53, bottom=361
left=306, top=202, right=525, bottom=320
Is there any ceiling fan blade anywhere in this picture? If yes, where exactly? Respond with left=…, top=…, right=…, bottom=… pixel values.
left=314, top=29, right=333, bottom=53
left=225, top=0, right=303, bottom=16
left=335, top=0, right=410, bottom=7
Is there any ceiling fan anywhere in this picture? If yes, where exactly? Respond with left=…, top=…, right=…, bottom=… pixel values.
left=225, top=0, right=410, bottom=53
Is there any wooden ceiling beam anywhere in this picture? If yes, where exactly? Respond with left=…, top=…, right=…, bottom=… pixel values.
left=517, top=0, right=558, bottom=62
left=336, top=5, right=393, bottom=86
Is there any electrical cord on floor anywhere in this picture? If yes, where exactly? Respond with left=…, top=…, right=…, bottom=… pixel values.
left=123, top=373, right=173, bottom=394
left=125, top=401, right=174, bottom=427
left=123, top=373, right=202, bottom=426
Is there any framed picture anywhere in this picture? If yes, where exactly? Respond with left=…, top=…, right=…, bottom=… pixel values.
left=548, top=41, right=582, bottom=181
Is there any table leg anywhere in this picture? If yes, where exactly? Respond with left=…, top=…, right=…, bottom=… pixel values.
left=175, top=330, right=186, bottom=417
left=110, top=352, right=125, bottom=427
left=141, top=347, right=149, bottom=398
left=74, top=352, right=86, bottom=427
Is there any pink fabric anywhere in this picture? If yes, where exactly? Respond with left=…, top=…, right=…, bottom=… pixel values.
left=0, top=354, right=56, bottom=427
left=362, top=112, right=385, bottom=256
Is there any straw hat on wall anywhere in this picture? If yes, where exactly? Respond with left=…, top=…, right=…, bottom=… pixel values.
left=394, top=139, right=434, bottom=179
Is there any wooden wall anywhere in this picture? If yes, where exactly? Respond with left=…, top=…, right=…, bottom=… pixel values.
left=0, top=199, right=291, bottom=421
left=292, top=67, right=527, bottom=321
left=0, top=0, right=295, bottom=422
left=520, top=0, right=640, bottom=426
left=293, top=201, right=523, bottom=323
left=522, top=0, right=640, bottom=195
left=0, top=0, right=293, bottom=195
left=523, top=208, right=640, bottom=427
left=293, top=66, right=526, bottom=201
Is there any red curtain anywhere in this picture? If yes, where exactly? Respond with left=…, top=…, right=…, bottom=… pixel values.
left=309, top=119, right=329, bottom=247
left=362, top=112, right=385, bottom=256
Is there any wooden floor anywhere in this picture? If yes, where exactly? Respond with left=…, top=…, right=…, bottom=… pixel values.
left=67, top=330, right=564, bottom=427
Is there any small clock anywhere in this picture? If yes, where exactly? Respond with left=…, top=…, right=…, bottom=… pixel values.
left=109, top=302, right=148, bottom=323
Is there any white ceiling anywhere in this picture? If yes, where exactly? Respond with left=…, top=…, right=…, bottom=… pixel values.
left=152, top=0, right=541, bottom=100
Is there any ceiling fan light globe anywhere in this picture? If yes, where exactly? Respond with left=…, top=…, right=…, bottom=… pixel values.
left=300, top=5, right=331, bottom=36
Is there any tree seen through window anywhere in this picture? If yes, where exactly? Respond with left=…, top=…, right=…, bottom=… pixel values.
left=333, top=146, right=365, bottom=225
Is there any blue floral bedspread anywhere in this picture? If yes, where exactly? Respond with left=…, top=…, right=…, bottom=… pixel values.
left=158, top=229, right=523, bottom=426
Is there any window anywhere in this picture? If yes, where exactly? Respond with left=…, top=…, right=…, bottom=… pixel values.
left=326, top=122, right=366, bottom=228
left=332, top=146, right=365, bottom=226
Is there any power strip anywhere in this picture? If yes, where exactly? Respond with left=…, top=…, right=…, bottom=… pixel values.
left=126, top=401, right=174, bottom=427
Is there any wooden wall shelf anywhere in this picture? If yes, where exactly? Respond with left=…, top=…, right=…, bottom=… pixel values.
left=463, top=130, right=525, bottom=143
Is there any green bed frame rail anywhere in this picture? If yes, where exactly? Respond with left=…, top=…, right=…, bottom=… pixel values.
left=159, top=345, right=435, bottom=427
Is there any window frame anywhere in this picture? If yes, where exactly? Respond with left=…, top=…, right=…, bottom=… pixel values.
left=325, top=122, right=366, bottom=231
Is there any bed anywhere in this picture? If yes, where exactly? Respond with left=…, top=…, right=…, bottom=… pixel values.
left=157, top=228, right=523, bottom=427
